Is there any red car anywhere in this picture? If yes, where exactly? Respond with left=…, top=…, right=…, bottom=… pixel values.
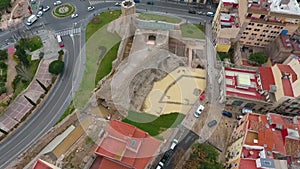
left=200, top=91, right=205, bottom=101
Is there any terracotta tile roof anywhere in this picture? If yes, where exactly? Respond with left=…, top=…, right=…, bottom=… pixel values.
left=281, top=78, right=294, bottom=97
left=277, top=64, right=297, bottom=83
left=32, top=159, right=60, bottom=169
left=259, top=67, right=275, bottom=91
left=98, top=158, right=131, bottom=169
left=239, top=159, right=257, bottom=169
left=95, top=120, right=162, bottom=169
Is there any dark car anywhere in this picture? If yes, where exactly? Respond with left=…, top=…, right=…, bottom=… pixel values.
left=222, top=110, right=233, bottom=118
left=147, top=1, right=154, bottom=5
left=188, top=9, right=196, bottom=14
left=161, top=150, right=173, bottom=163
left=38, top=5, right=43, bottom=11
left=207, top=120, right=217, bottom=127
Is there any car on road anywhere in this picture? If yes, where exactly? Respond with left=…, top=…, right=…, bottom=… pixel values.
left=26, top=14, right=38, bottom=26
left=194, top=105, right=204, bottom=118
left=71, top=13, right=78, bottom=19
left=56, top=35, right=64, bottom=47
left=38, top=5, right=43, bottom=11
left=200, top=91, right=205, bottom=101
left=197, top=11, right=204, bottom=15
left=170, top=139, right=178, bottom=150
left=54, top=1, right=62, bottom=6
left=241, top=107, right=252, bottom=115
left=188, top=9, right=196, bottom=14
left=147, top=1, right=154, bottom=5
left=222, top=110, right=233, bottom=118
left=207, top=120, right=217, bottom=127
left=115, top=2, right=122, bottom=6
left=43, top=6, right=50, bottom=12
left=88, top=6, right=95, bottom=11
left=36, top=11, right=43, bottom=18
left=161, top=150, right=173, bottom=163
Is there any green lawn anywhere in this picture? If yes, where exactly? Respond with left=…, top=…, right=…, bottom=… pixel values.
left=95, top=42, right=120, bottom=85
left=122, top=112, right=185, bottom=136
left=56, top=101, right=75, bottom=124
left=86, top=10, right=121, bottom=41
left=180, top=23, right=205, bottom=39
left=73, top=10, right=121, bottom=109
left=137, top=13, right=182, bottom=23
left=20, top=36, right=43, bottom=52
left=13, top=58, right=40, bottom=98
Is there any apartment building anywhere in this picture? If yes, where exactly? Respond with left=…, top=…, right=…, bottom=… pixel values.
left=212, top=0, right=300, bottom=52
left=226, top=113, right=300, bottom=169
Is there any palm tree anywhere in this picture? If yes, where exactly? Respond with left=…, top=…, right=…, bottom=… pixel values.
left=15, top=64, right=32, bottom=82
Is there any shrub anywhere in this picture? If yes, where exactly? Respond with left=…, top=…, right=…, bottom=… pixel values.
left=49, top=60, right=64, bottom=75
left=249, top=52, right=268, bottom=65
left=0, top=50, right=8, bottom=60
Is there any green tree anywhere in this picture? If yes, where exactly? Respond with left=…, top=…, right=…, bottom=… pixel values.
left=199, top=162, right=224, bottom=169
left=0, top=61, right=7, bottom=69
left=58, top=49, right=64, bottom=56
left=15, top=64, right=32, bottom=82
left=15, top=45, right=29, bottom=66
left=0, top=0, right=11, bottom=10
left=249, top=52, right=268, bottom=65
left=49, top=60, right=64, bottom=75
left=0, top=49, right=8, bottom=60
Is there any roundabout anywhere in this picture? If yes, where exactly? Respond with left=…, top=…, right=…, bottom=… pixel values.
left=52, top=3, right=76, bottom=18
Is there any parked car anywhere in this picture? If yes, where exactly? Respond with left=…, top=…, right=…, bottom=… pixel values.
left=147, top=1, right=154, bottom=5
left=54, top=1, right=62, bottom=6
left=207, top=120, right=217, bottom=127
left=88, top=6, right=95, bottom=11
left=170, top=139, right=178, bottom=150
left=36, top=11, right=43, bottom=18
left=222, top=110, right=233, bottom=118
left=194, top=105, right=204, bottom=118
left=237, top=115, right=244, bottom=120
left=242, top=107, right=252, bottom=115
left=156, top=162, right=164, bottom=169
left=197, top=11, right=204, bottom=15
left=206, top=12, right=215, bottom=17
left=188, top=9, right=196, bottom=14
left=43, top=6, right=50, bottom=12
left=200, top=91, right=205, bottom=101
left=71, top=13, right=78, bottom=19
left=38, top=5, right=43, bottom=11
left=161, top=150, right=173, bottom=163
left=115, top=2, right=122, bottom=6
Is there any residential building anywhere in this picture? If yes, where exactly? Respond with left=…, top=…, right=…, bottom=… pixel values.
left=90, top=120, right=162, bottom=169
left=212, top=0, right=300, bottom=52
left=226, top=113, right=300, bottom=168
left=265, top=34, right=300, bottom=63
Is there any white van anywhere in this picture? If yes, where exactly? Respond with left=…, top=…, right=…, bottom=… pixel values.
left=26, top=14, right=38, bottom=26
left=56, top=35, right=64, bottom=47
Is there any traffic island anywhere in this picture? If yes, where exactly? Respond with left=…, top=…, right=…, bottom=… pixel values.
left=52, top=3, right=75, bottom=18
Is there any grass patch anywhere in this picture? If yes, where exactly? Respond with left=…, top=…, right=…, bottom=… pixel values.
left=86, top=10, right=121, bottom=41
left=180, top=23, right=205, bottom=39
left=137, top=13, right=181, bottom=23
left=73, top=11, right=121, bottom=109
left=122, top=112, right=185, bottom=136
left=56, top=101, right=75, bottom=124
left=95, top=42, right=120, bottom=85
left=53, top=3, right=76, bottom=18
left=13, top=57, right=40, bottom=98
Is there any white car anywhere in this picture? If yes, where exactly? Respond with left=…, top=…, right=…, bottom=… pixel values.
left=54, top=1, right=62, bottom=6
left=71, top=13, right=78, bottom=19
left=36, top=11, right=43, bottom=17
left=88, top=6, right=95, bottom=11
left=115, top=2, right=121, bottom=6
left=156, top=162, right=164, bottom=169
left=170, top=139, right=178, bottom=150
left=194, top=105, right=204, bottom=118
left=43, top=6, right=50, bottom=12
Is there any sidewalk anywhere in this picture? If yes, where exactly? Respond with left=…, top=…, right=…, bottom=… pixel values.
left=0, top=30, right=60, bottom=135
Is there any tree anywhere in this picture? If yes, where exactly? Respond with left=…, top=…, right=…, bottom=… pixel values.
left=0, top=61, right=7, bottom=69
left=249, top=52, right=268, bottom=65
left=58, top=49, right=64, bottom=56
left=0, top=50, right=8, bottom=60
left=49, top=60, right=64, bottom=75
left=0, top=0, right=11, bottom=10
left=15, top=64, right=31, bottom=82
left=15, top=44, right=29, bottom=66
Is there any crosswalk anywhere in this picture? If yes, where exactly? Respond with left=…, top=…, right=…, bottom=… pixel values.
left=89, top=0, right=117, bottom=5
left=55, top=27, right=81, bottom=37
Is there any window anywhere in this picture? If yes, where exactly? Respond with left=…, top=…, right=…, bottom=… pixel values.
left=257, top=24, right=263, bottom=27
left=246, top=27, right=252, bottom=30
left=247, top=13, right=252, bottom=18
left=251, top=33, right=257, bottom=35
left=248, top=22, right=255, bottom=26
left=264, top=40, right=270, bottom=42
left=260, top=15, right=265, bottom=19
left=260, top=34, right=266, bottom=37
left=257, top=39, right=263, bottom=41
left=254, top=28, right=260, bottom=31
left=263, top=30, right=269, bottom=33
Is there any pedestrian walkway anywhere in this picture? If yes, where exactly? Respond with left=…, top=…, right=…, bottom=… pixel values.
left=55, top=28, right=81, bottom=37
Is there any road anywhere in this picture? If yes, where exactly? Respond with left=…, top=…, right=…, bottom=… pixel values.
left=0, top=1, right=215, bottom=168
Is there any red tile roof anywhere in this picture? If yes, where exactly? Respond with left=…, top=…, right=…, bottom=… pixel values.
left=277, top=64, right=297, bottom=83
left=281, top=78, right=294, bottom=97
left=258, top=67, right=275, bottom=91
left=239, top=159, right=257, bottom=169
left=95, top=120, right=162, bottom=169
left=32, top=159, right=54, bottom=169
left=98, top=158, right=131, bottom=169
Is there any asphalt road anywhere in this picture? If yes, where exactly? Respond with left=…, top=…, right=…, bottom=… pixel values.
left=0, top=1, right=215, bottom=168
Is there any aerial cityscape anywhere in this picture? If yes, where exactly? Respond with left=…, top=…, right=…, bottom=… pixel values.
left=0, top=0, right=299, bottom=168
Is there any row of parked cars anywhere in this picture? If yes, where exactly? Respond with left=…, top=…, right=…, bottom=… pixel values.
left=156, top=139, right=179, bottom=169
left=188, top=9, right=215, bottom=17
